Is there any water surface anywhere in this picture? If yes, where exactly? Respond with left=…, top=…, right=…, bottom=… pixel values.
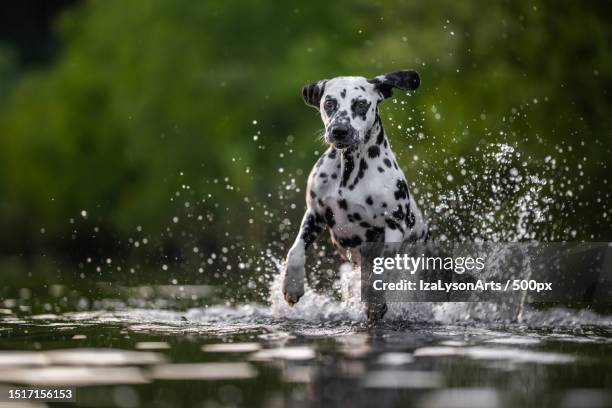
left=1, top=279, right=611, bottom=408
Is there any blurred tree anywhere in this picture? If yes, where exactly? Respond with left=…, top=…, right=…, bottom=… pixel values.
left=0, top=0, right=610, bottom=266
left=0, top=0, right=79, bottom=66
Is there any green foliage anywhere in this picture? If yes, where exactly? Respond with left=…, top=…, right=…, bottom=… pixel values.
left=0, top=0, right=610, bottom=256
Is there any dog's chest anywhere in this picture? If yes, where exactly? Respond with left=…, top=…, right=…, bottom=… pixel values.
left=307, top=147, right=406, bottom=238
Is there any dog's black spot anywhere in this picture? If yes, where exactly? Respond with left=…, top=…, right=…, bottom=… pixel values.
left=338, top=235, right=363, bottom=248
left=360, top=86, right=366, bottom=91
left=367, top=145, right=380, bottom=158
left=403, top=204, right=412, bottom=225
left=393, top=161, right=399, bottom=170
left=392, top=205, right=405, bottom=220
left=394, top=179, right=409, bottom=200
left=376, top=118, right=385, bottom=145
left=347, top=214, right=354, bottom=223
left=384, top=139, right=388, bottom=148
left=383, top=158, right=392, bottom=168
left=348, top=158, right=368, bottom=190
left=352, top=212, right=362, bottom=221
left=382, top=202, right=387, bottom=208
left=357, top=157, right=368, bottom=177
left=331, top=173, right=337, bottom=179
left=341, top=152, right=355, bottom=187
left=365, top=227, right=385, bottom=242
left=310, top=190, right=317, bottom=199
left=366, top=195, right=373, bottom=205
left=378, top=166, right=385, bottom=173
left=328, top=149, right=337, bottom=159
left=340, top=89, right=346, bottom=98
left=319, top=172, right=328, bottom=178
left=318, top=198, right=325, bottom=207
left=301, top=212, right=322, bottom=248
left=360, top=221, right=371, bottom=228
left=325, top=207, right=335, bottom=227
left=338, top=199, right=347, bottom=210
left=406, top=211, right=416, bottom=228
left=385, top=218, right=404, bottom=233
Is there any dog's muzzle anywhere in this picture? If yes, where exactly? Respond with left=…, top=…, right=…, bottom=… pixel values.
left=326, top=124, right=357, bottom=149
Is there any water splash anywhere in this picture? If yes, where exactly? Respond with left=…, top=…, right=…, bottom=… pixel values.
left=268, top=258, right=363, bottom=321
left=260, top=142, right=611, bottom=327
left=430, top=143, right=556, bottom=242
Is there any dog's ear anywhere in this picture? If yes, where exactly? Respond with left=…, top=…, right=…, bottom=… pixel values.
left=369, top=70, right=420, bottom=99
left=302, top=80, right=327, bottom=109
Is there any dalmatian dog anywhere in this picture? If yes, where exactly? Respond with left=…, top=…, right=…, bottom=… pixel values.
left=282, top=70, right=428, bottom=321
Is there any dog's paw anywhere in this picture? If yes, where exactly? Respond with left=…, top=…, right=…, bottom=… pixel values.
left=282, top=263, right=305, bottom=305
left=366, top=302, right=388, bottom=322
left=283, top=281, right=304, bottom=305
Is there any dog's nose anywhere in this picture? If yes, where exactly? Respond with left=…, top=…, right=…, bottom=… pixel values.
left=331, top=125, right=349, bottom=140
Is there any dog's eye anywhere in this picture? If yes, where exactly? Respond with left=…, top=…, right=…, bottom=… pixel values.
left=323, top=100, right=336, bottom=111
left=356, top=100, right=368, bottom=110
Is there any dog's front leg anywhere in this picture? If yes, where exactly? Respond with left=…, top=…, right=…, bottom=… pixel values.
left=283, top=209, right=323, bottom=305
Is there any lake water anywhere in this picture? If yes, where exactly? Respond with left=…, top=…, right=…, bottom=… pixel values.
left=0, top=272, right=611, bottom=408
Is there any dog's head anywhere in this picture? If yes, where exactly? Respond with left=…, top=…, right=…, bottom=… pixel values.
left=302, top=70, right=420, bottom=149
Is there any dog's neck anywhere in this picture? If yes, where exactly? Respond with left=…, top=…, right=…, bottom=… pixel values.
left=340, top=114, right=388, bottom=157
left=337, top=113, right=390, bottom=190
